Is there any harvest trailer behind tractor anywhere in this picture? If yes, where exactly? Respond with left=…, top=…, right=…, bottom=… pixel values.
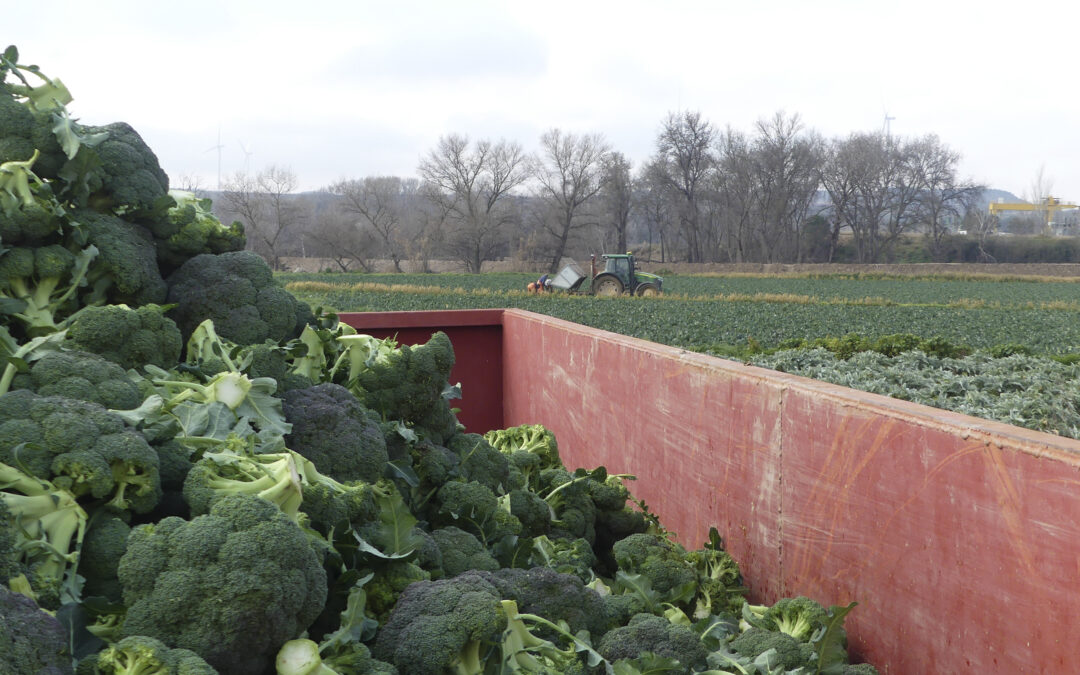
left=550, top=253, right=663, bottom=296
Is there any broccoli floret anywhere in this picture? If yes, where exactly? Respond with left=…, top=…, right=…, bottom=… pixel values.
left=166, top=250, right=301, bottom=345
left=540, top=467, right=598, bottom=545
left=182, top=447, right=303, bottom=521
left=611, top=533, right=698, bottom=606
left=0, top=458, right=87, bottom=609
left=117, top=493, right=328, bottom=675
left=445, top=432, right=510, bottom=494
left=0, top=147, right=65, bottom=244
left=483, top=423, right=562, bottom=475
left=372, top=571, right=506, bottom=675
left=481, top=566, right=611, bottom=640
left=509, top=487, right=551, bottom=537
left=80, top=511, right=131, bottom=602
left=149, top=189, right=246, bottom=274
left=0, top=242, right=95, bottom=338
left=362, top=559, right=431, bottom=624
left=499, top=598, right=594, bottom=675
left=433, top=480, right=521, bottom=545
left=729, top=626, right=814, bottom=671
left=74, top=208, right=168, bottom=307
left=529, top=535, right=597, bottom=584
left=0, top=390, right=161, bottom=513
left=12, top=349, right=142, bottom=409
left=686, top=545, right=745, bottom=619
left=65, top=303, right=182, bottom=371
left=0, top=584, right=73, bottom=674
left=340, top=331, right=458, bottom=430
left=431, top=526, right=499, bottom=577
left=597, top=612, right=708, bottom=670
left=81, top=635, right=216, bottom=675
left=244, top=342, right=313, bottom=393
left=282, top=383, right=388, bottom=483
left=749, top=596, right=831, bottom=643
left=77, top=121, right=170, bottom=217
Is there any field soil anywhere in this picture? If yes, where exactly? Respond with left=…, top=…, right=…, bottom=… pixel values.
left=280, top=256, right=1080, bottom=278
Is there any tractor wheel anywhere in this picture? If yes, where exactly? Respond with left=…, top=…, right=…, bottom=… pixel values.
left=593, top=275, right=624, bottom=296
left=636, top=283, right=661, bottom=297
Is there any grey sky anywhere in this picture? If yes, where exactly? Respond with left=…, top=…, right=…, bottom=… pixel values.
left=7, top=0, right=1080, bottom=201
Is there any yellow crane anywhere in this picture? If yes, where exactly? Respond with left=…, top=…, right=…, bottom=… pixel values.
left=988, top=196, right=1080, bottom=233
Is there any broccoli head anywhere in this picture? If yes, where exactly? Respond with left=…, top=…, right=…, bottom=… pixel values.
left=149, top=189, right=246, bottom=274
left=372, top=571, right=506, bottom=675
left=729, top=626, right=814, bottom=671
left=430, top=526, right=500, bottom=577
left=758, top=596, right=831, bottom=642
left=0, top=390, right=162, bottom=514
left=79, top=121, right=171, bottom=217
left=611, top=533, right=698, bottom=606
left=65, top=303, right=183, bottom=371
left=445, top=432, right=511, bottom=494
left=74, top=208, right=168, bottom=307
left=0, top=242, right=95, bottom=338
left=480, top=566, right=611, bottom=640
left=11, top=349, right=143, bottom=410
left=0, top=584, right=73, bottom=675
left=117, top=494, right=328, bottom=675
left=81, top=635, right=216, bottom=675
left=0, top=148, right=65, bottom=244
left=282, top=383, right=388, bottom=483
left=166, top=250, right=301, bottom=345
left=79, top=511, right=131, bottom=602
left=597, top=612, right=708, bottom=670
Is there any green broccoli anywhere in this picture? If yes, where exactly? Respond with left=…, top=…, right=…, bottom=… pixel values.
left=445, top=432, right=511, bottom=494
left=611, top=533, right=698, bottom=606
left=0, top=79, right=69, bottom=177
left=182, top=446, right=304, bottom=521
left=431, top=526, right=500, bottom=577
left=0, top=242, right=96, bottom=338
left=432, top=480, right=522, bottom=546
left=75, top=121, right=170, bottom=217
left=336, top=331, right=459, bottom=434
left=498, top=598, right=595, bottom=675
left=276, top=638, right=398, bottom=675
left=483, top=424, right=562, bottom=475
left=148, top=189, right=246, bottom=274
left=728, top=626, right=814, bottom=671
left=65, top=303, right=182, bottom=371
left=0, top=148, right=66, bottom=244
left=0, top=390, right=162, bottom=514
left=508, top=487, right=551, bottom=538
left=117, top=493, right=328, bottom=675
left=0, top=458, right=87, bottom=609
left=79, top=511, right=131, bottom=602
left=0, top=584, right=74, bottom=674
left=528, top=535, right=596, bottom=584
left=165, top=250, right=302, bottom=345
left=756, top=596, right=830, bottom=642
left=282, top=383, right=388, bottom=483
left=540, top=467, right=598, bottom=545
left=73, top=208, right=168, bottom=307
left=11, top=349, right=143, bottom=409
left=372, top=571, right=507, bottom=675
left=597, top=612, right=707, bottom=670
left=80, top=635, right=216, bottom=675
left=480, top=566, right=611, bottom=641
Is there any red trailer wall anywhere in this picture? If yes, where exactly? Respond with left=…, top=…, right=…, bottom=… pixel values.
left=341, top=308, right=1080, bottom=674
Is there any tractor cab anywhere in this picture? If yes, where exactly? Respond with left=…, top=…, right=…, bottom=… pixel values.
left=591, top=253, right=663, bottom=296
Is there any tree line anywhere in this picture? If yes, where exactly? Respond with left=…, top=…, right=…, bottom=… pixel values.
left=197, top=110, right=997, bottom=272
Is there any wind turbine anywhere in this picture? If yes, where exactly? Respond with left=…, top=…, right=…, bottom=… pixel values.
left=882, top=111, right=896, bottom=139
left=238, top=141, right=254, bottom=172
left=205, top=126, right=224, bottom=190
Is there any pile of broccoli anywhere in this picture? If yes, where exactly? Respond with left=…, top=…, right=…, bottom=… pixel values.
left=1, top=45, right=882, bottom=675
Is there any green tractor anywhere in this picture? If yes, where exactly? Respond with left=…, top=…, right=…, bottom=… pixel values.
left=551, top=253, right=663, bottom=296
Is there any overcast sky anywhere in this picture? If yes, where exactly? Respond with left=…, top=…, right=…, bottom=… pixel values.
left=8, top=0, right=1080, bottom=201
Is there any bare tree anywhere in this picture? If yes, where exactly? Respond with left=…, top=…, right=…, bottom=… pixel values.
left=636, top=159, right=678, bottom=262
left=418, top=134, right=530, bottom=273
left=908, top=135, right=983, bottom=260
left=329, top=176, right=417, bottom=272
left=221, top=165, right=304, bottom=270
left=652, top=111, right=717, bottom=262
left=1025, top=165, right=1056, bottom=234
left=600, top=151, right=634, bottom=254
left=532, top=129, right=611, bottom=271
left=305, top=207, right=379, bottom=272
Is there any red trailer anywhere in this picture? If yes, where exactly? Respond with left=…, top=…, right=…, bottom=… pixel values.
left=341, top=308, right=1080, bottom=674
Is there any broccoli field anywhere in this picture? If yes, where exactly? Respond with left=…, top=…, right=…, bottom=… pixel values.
left=0, top=46, right=884, bottom=674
